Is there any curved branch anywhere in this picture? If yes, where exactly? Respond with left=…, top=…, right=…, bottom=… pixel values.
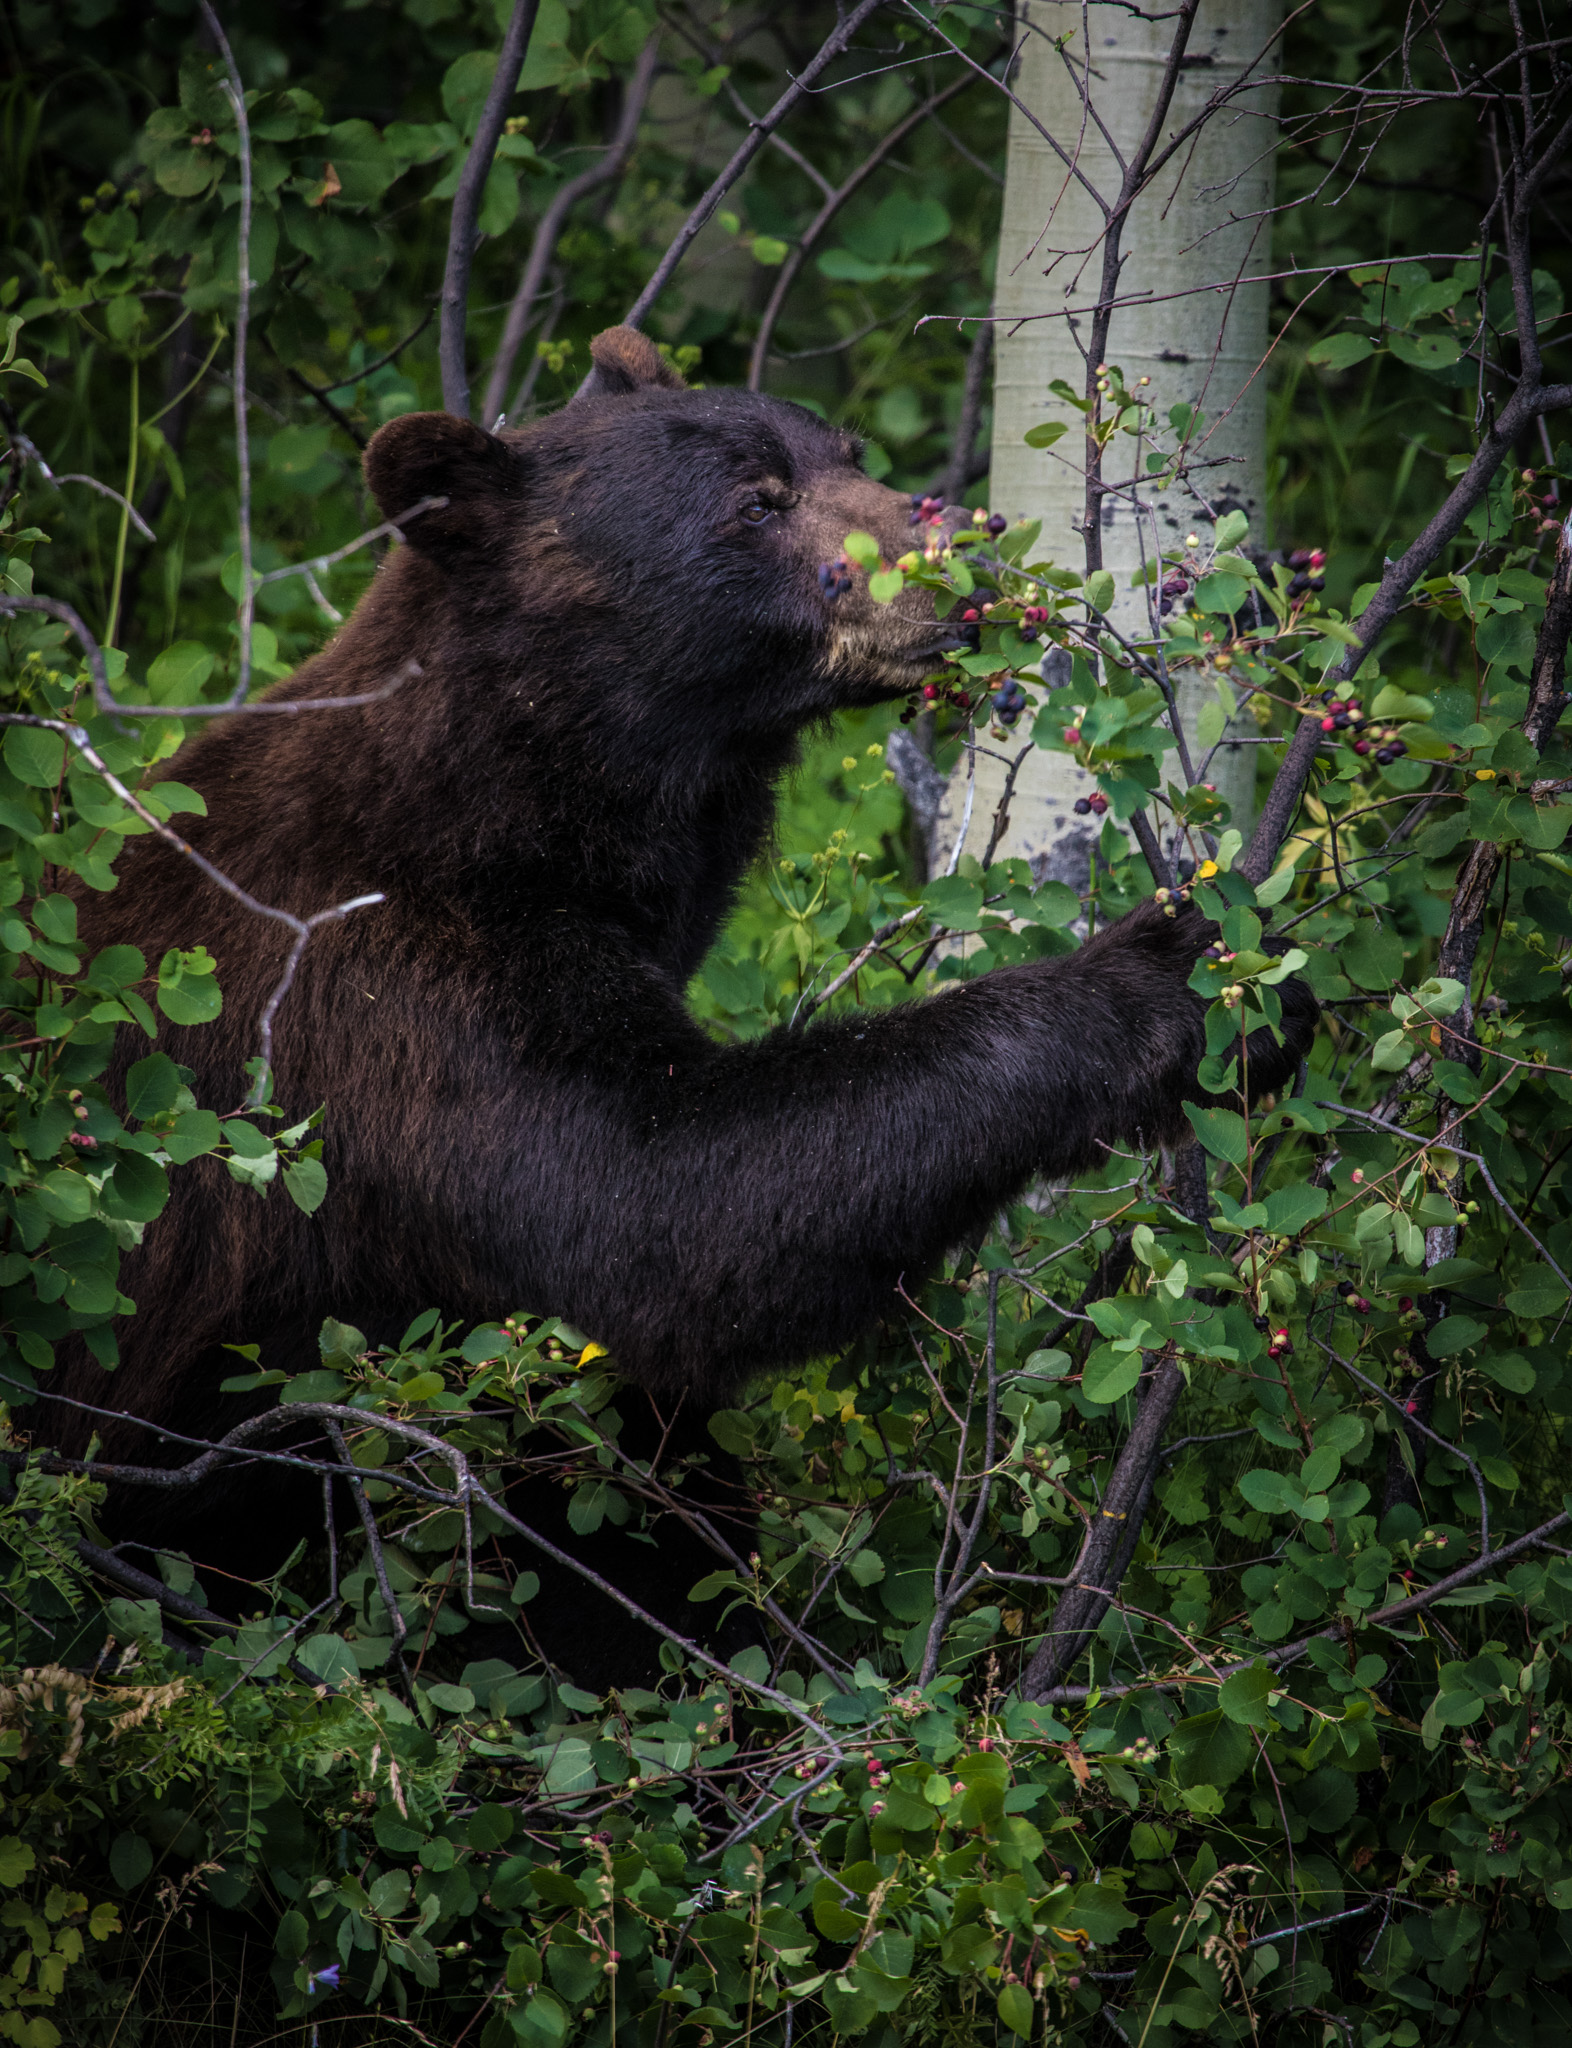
left=440, top=0, right=543, bottom=418
left=480, top=34, right=661, bottom=429
left=746, top=67, right=981, bottom=392
left=623, top=0, right=890, bottom=334
left=1241, top=379, right=1572, bottom=885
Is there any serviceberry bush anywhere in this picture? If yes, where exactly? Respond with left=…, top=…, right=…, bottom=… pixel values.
left=1, top=4, right=1572, bottom=2047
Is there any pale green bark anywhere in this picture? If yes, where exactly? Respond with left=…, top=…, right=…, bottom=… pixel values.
left=935, top=0, right=1282, bottom=883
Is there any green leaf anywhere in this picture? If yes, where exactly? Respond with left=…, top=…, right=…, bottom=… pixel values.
left=1194, top=571, right=1247, bottom=615
left=281, top=1369, right=346, bottom=1404
left=708, top=1409, right=757, bottom=1455
left=1183, top=1102, right=1248, bottom=1166
left=1023, top=421, right=1068, bottom=449
left=108, top=1148, right=170, bottom=1223
left=325, top=117, right=399, bottom=203
left=842, top=530, right=880, bottom=569
left=284, top=1157, right=328, bottom=1214
left=225, top=1119, right=272, bottom=1160
left=921, top=874, right=984, bottom=930
left=109, top=1833, right=152, bottom=1889
left=1083, top=569, right=1115, bottom=613
left=541, top=1738, right=597, bottom=1796
left=1218, top=1664, right=1276, bottom=1726
left=165, top=1109, right=223, bottom=1164
left=1428, top=1315, right=1486, bottom=1356
left=3, top=723, right=66, bottom=789
left=126, top=1051, right=181, bottom=1121
left=997, top=1983, right=1035, bottom=2036
left=1505, top=1265, right=1567, bottom=1318
left=148, top=641, right=214, bottom=703
left=1081, top=1343, right=1144, bottom=1405
left=1261, top=1184, right=1327, bottom=1236
left=1389, top=330, right=1462, bottom=371
left=1168, top=1709, right=1254, bottom=1789
left=868, top=568, right=904, bottom=604
left=1307, top=332, right=1376, bottom=369
left=1237, top=1468, right=1303, bottom=1516
left=295, top=1634, right=359, bottom=1685
left=1214, top=509, right=1250, bottom=550
left=1341, top=919, right=1405, bottom=989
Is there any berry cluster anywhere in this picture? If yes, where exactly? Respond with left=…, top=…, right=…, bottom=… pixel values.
left=1336, top=1278, right=1374, bottom=1314
left=900, top=679, right=974, bottom=723
left=817, top=555, right=854, bottom=601
left=908, top=491, right=947, bottom=529
left=1314, top=690, right=1410, bottom=766
left=1018, top=603, right=1048, bottom=645
left=1152, top=884, right=1192, bottom=920
left=1073, top=790, right=1109, bottom=818
left=1158, top=567, right=1191, bottom=617
left=991, top=679, right=1028, bottom=726
left=1286, top=547, right=1327, bottom=596
left=1266, top=1326, right=1293, bottom=1359
left=1521, top=467, right=1565, bottom=536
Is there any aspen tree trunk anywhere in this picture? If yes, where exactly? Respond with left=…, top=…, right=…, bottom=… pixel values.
left=933, top=0, right=1282, bottom=882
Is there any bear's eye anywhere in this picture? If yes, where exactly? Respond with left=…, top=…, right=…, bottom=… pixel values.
left=739, top=498, right=774, bottom=525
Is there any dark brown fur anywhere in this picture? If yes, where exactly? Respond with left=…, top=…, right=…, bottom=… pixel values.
left=38, top=329, right=1314, bottom=1672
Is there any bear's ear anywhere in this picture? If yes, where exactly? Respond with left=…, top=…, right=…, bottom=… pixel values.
left=363, top=412, right=521, bottom=559
left=572, top=325, right=686, bottom=403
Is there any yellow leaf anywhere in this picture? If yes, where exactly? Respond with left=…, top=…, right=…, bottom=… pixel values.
left=577, top=1341, right=609, bottom=1368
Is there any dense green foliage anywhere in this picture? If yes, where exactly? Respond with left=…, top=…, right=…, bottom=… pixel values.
left=1, top=2, right=1571, bottom=2043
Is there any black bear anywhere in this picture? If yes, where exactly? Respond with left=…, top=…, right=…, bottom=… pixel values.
left=42, top=327, right=1313, bottom=1676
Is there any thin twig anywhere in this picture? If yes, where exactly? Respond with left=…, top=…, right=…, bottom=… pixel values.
left=625, top=0, right=890, bottom=333
left=746, top=66, right=985, bottom=391
left=440, top=0, right=543, bottom=418
left=482, top=36, right=661, bottom=427
left=195, top=2, right=255, bottom=711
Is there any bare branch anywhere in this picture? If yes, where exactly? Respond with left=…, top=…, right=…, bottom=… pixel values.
left=1017, top=1344, right=1187, bottom=1699
left=624, top=0, right=891, bottom=334
left=747, top=66, right=984, bottom=391
left=1242, top=381, right=1572, bottom=885
left=441, top=0, right=543, bottom=419
left=1032, top=1506, right=1572, bottom=1705
left=481, top=34, right=661, bottom=428
left=1433, top=509, right=1572, bottom=1068
left=196, top=2, right=256, bottom=710
left=44, top=473, right=156, bottom=540
left=2, top=563, right=430, bottom=721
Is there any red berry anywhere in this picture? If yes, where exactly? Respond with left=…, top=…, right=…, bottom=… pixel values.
left=1399, top=1296, right=1414, bottom=1313
left=1321, top=715, right=1336, bottom=732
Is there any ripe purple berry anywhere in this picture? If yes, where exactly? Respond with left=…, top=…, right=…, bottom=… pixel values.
left=986, top=514, right=1007, bottom=536
left=1074, top=796, right=1092, bottom=816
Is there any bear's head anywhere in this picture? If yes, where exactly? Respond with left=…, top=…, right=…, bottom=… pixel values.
left=362, top=327, right=970, bottom=743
